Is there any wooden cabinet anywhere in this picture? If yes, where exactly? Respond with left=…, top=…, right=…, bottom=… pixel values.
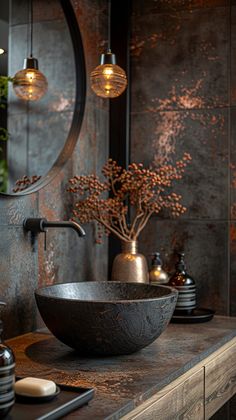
left=205, top=340, right=236, bottom=419
left=122, top=369, right=204, bottom=420
left=122, top=338, right=236, bottom=420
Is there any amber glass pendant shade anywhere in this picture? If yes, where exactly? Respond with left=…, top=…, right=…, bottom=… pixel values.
left=90, top=0, right=128, bottom=99
left=13, top=0, right=48, bottom=102
left=90, top=51, right=127, bottom=98
left=13, top=57, right=48, bottom=101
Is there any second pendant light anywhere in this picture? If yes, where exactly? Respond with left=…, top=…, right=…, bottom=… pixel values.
left=90, top=0, right=127, bottom=99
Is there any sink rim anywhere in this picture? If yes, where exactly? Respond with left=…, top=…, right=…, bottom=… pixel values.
left=35, top=281, right=178, bottom=304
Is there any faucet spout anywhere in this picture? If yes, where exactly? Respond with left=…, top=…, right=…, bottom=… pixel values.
left=23, top=218, right=85, bottom=237
left=42, top=220, right=85, bottom=237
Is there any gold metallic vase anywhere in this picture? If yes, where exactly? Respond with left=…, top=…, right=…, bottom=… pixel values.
left=111, top=240, right=149, bottom=283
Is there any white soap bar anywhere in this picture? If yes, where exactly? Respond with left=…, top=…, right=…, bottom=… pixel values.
left=14, top=377, right=56, bottom=397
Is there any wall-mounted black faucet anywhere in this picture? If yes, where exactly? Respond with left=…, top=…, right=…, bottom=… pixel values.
left=23, top=218, right=85, bottom=251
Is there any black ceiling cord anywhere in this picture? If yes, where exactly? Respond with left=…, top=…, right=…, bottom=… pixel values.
left=107, top=0, right=111, bottom=51
left=29, top=0, right=33, bottom=57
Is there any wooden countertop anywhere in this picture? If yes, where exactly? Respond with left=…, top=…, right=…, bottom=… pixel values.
left=7, top=316, right=236, bottom=419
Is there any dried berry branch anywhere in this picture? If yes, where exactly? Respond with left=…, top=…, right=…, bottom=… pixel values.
left=68, top=154, right=191, bottom=243
left=13, top=175, right=41, bottom=193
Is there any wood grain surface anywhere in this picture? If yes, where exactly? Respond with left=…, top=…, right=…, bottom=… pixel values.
left=205, top=341, right=236, bottom=418
left=122, top=368, right=204, bottom=420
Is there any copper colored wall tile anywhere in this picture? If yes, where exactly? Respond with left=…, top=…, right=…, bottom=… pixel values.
left=230, top=223, right=236, bottom=316
left=230, top=108, right=236, bottom=219
left=131, top=7, right=229, bottom=113
left=231, top=7, right=236, bottom=105
left=131, top=0, right=231, bottom=315
left=0, top=226, right=38, bottom=338
left=139, top=219, right=229, bottom=315
left=133, top=1, right=227, bottom=16
left=131, top=109, right=228, bottom=220
left=37, top=0, right=109, bottom=305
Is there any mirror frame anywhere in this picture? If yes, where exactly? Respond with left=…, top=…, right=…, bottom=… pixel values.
left=1, top=0, right=86, bottom=196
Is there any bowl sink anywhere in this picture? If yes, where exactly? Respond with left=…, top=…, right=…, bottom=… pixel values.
left=35, top=282, right=177, bottom=356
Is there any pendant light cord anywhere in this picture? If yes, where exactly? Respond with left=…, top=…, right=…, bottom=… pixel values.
left=29, top=0, right=33, bottom=57
left=107, top=0, right=111, bottom=52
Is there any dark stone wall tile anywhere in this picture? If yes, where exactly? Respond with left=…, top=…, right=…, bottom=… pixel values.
left=35, top=0, right=109, bottom=292
left=72, top=0, right=109, bottom=112
left=38, top=164, right=108, bottom=290
left=7, top=114, right=28, bottom=190
left=38, top=225, right=107, bottom=286
left=0, top=226, right=38, bottom=338
left=27, top=111, right=73, bottom=176
left=37, top=104, right=109, bottom=289
left=230, top=108, right=236, bottom=218
left=7, top=111, right=73, bottom=189
left=10, top=0, right=64, bottom=25
left=131, top=109, right=229, bottom=220
left=33, top=0, right=64, bottom=22
left=139, top=219, right=229, bottom=314
left=231, top=7, right=236, bottom=104
left=74, top=107, right=109, bottom=175
left=131, top=7, right=229, bottom=113
left=0, top=194, right=38, bottom=225
left=230, top=222, right=236, bottom=315
left=0, top=0, right=109, bottom=339
left=130, top=0, right=232, bottom=319
left=72, top=0, right=107, bottom=13
left=133, top=0, right=227, bottom=16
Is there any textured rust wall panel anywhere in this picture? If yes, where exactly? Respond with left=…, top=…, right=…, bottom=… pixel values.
left=231, top=6, right=236, bottom=105
left=38, top=0, right=109, bottom=290
left=0, top=225, right=38, bottom=338
left=131, top=7, right=228, bottom=113
left=131, top=109, right=228, bottom=220
left=0, top=193, right=39, bottom=337
left=230, top=223, right=236, bottom=316
left=131, top=1, right=231, bottom=315
left=0, top=0, right=109, bottom=338
left=139, top=219, right=229, bottom=315
left=133, top=1, right=228, bottom=15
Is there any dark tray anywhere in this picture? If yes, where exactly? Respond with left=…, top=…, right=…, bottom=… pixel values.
left=6, top=382, right=95, bottom=420
left=171, top=307, right=215, bottom=323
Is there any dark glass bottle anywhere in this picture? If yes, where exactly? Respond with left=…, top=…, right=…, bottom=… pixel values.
left=0, top=309, right=15, bottom=418
left=168, top=253, right=197, bottom=315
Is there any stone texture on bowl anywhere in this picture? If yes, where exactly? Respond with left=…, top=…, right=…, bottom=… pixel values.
left=35, top=282, right=178, bottom=356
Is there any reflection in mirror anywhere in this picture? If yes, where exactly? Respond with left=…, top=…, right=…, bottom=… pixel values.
left=0, top=0, right=76, bottom=194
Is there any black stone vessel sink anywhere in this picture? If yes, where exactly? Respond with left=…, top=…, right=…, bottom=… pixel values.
left=35, top=282, right=178, bottom=356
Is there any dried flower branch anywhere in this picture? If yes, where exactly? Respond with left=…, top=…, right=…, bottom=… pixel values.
left=68, top=154, right=191, bottom=243
left=13, top=175, right=41, bottom=193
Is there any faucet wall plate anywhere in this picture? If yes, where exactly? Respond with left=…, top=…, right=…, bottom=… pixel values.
left=23, top=218, right=47, bottom=234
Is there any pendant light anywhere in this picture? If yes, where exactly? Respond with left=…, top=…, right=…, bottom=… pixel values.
left=90, top=0, right=127, bottom=99
left=13, top=0, right=48, bottom=101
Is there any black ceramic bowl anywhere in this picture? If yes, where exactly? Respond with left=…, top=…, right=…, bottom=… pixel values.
left=35, top=282, right=178, bottom=356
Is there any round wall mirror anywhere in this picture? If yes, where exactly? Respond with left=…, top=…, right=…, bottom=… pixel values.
left=0, top=0, right=86, bottom=195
